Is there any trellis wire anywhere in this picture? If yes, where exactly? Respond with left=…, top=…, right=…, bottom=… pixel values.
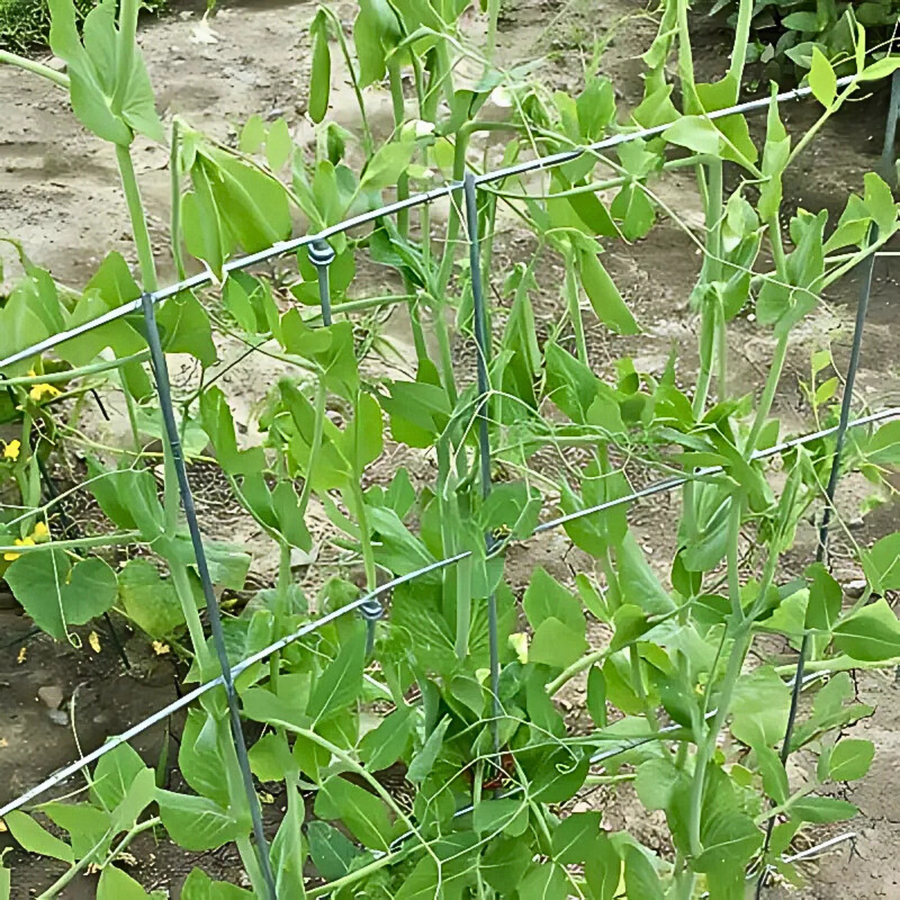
left=756, top=68, right=900, bottom=898
left=140, top=294, right=278, bottom=899
left=1, top=405, right=896, bottom=820
left=0, top=74, right=867, bottom=374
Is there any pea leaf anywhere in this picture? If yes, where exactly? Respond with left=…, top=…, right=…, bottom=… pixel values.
left=805, top=562, right=842, bottom=632
left=829, top=738, right=875, bottom=782
left=307, top=820, right=360, bottom=881
left=551, top=811, right=603, bottom=864
left=4, top=811, right=74, bottom=863
left=97, top=867, right=151, bottom=899
left=180, top=868, right=254, bottom=899
left=306, top=626, right=367, bottom=725
left=309, top=10, right=332, bottom=124
left=790, top=796, right=857, bottom=823
left=575, top=247, right=640, bottom=335
left=156, top=791, right=244, bottom=851
left=314, top=776, right=397, bottom=850
left=834, top=598, right=900, bottom=661
left=808, top=47, right=837, bottom=108
left=407, top=715, right=450, bottom=784
left=359, top=706, right=413, bottom=772
left=624, top=846, right=664, bottom=900
left=5, top=551, right=118, bottom=641
left=118, top=559, right=188, bottom=639
left=862, top=532, right=900, bottom=592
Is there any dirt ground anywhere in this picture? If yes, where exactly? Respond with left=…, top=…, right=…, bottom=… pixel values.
left=0, top=0, right=898, bottom=896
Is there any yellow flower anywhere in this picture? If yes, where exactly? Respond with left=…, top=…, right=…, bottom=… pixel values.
left=88, top=631, right=101, bottom=654
left=1, top=440, right=20, bottom=461
left=152, top=641, right=171, bottom=656
left=32, top=521, right=49, bottom=542
left=29, top=383, right=60, bottom=402
left=4, top=536, right=34, bottom=562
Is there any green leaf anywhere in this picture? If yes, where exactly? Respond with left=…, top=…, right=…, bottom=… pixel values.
left=805, top=562, right=842, bottom=632
left=407, top=715, right=451, bottom=784
left=85, top=459, right=165, bottom=540
left=98, top=867, right=150, bottom=899
left=4, top=811, right=74, bottom=863
left=863, top=172, right=897, bottom=234
left=91, top=743, right=147, bottom=812
left=829, top=738, right=875, bottom=782
left=249, top=732, right=296, bottom=783
left=790, top=796, right=858, bottom=823
left=180, top=868, right=254, bottom=899
left=156, top=292, right=217, bottom=367
left=110, top=768, right=156, bottom=834
left=862, top=532, right=900, bottom=592
left=307, top=820, right=360, bottom=881
left=866, top=421, right=900, bottom=466
left=530, top=617, right=588, bottom=669
left=518, top=862, right=569, bottom=898
left=758, top=86, right=790, bottom=221
left=808, top=47, right=837, bottom=107
left=118, top=558, right=186, bottom=639
left=552, top=811, right=603, bottom=864
left=834, top=598, right=900, bottom=661
left=5, top=551, right=118, bottom=641
left=306, top=625, right=367, bottom=725
left=156, top=791, right=244, bottom=851
left=623, top=846, right=663, bottom=900
left=360, top=137, right=418, bottom=191
left=49, top=0, right=163, bottom=145
left=473, top=799, right=526, bottom=836
left=617, top=532, right=675, bottom=615
left=523, top=567, right=584, bottom=632
left=41, top=802, right=109, bottom=860
left=587, top=666, right=607, bottom=727
left=179, top=710, right=230, bottom=807
left=266, top=118, right=293, bottom=172
left=314, top=775, right=397, bottom=850
left=309, top=10, right=332, bottom=124
left=270, top=792, right=306, bottom=899
left=610, top=181, right=655, bottom=241
left=695, top=807, right=762, bottom=874
left=663, top=115, right=721, bottom=155
left=359, top=706, right=413, bottom=772
left=482, top=837, right=533, bottom=894
left=585, top=835, right=620, bottom=900
left=575, top=248, right=639, bottom=335
left=730, top=667, right=790, bottom=748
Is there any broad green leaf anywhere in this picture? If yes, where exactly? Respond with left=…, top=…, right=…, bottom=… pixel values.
left=265, top=118, right=293, bottom=172
left=805, top=562, right=842, bottom=632
left=523, top=567, right=584, bottom=632
left=529, top=617, right=588, bottom=669
left=307, top=820, right=360, bottom=881
left=609, top=181, right=655, bottom=241
left=481, top=837, right=533, bottom=894
left=91, top=743, right=147, bottom=812
left=755, top=744, right=789, bottom=805
left=41, top=802, right=109, bottom=860
left=156, top=292, right=217, bottom=367
left=663, top=115, right=721, bottom=155
left=49, top=0, right=163, bottom=145
left=360, top=138, right=418, bottom=191
left=309, top=10, right=332, bottom=124
left=575, top=248, right=639, bottom=335
left=695, top=807, right=762, bottom=874
left=270, top=792, right=306, bottom=898
left=118, top=558, right=187, bottom=639
left=156, top=791, right=244, bottom=851
left=730, top=667, right=790, bottom=748
left=473, top=799, right=526, bottom=836
left=306, top=626, right=367, bottom=724
left=85, top=459, right=165, bottom=541
left=314, top=775, right=397, bottom=850
left=111, top=768, right=155, bottom=834
left=834, top=598, right=900, bottom=661
left=866, top=420, right=900, bottom=466
left=829, top=739, right=875, bottom=782
left=634, top=758, right=685, bottom=811
left=518, top=862, right=569, bottom=898
left=862, top=532, right=900, bottom=592
left=359, top=706, right=413, bottom=772
left=367, top=506, right=435, bottom=577
left=790, top=796, right=857, bottom=823
left=249, top=732, right=297, bottom=783
left=863, top=172, right=897, bottom=234
left=180, top=868, right=254, bottom=899
left=407, top=715, right=451, bottom=784
left=584, top=835, right=620, bottom=900
left=179, top=710, right=230, bottom=807
left=623, top=846, right=663, bottom=900
left=353, top=0, right=401, bottom=87
left=5, top=551, right=117, bottom=641
left=587, top=665, right=607, bottom=727
left=98, top=867, right=150, bottom=899
left=551, top=811, right=603, bottom=864
left=5, top=811, right=74, bottom=863
left=758, top=86, right=790, bottom=221
left=808, top=47, right=837, bottom=107
left=617, top=532, right=675, bottom=615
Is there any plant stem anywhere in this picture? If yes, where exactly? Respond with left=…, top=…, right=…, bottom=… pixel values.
left=0, top=353, right=150, bottom=386
left=170, top=563, right=213, bottom=673
left=0, top=50, right=70, bottom=88
left=115, top=144, right=158, bottom=293
left=170, top=119, right=186, bottom=280
left=675, top=0, right=697, bottom=111
left=728, top=0, right=753, bottom=86
left=111, top=0, right=138, bottom=119
left=565, top=249, right=588, bottom=364
left=0, top=531, right=141, bottom=555
left=547, top=648, right=608, bottom=696
left=746, top=332, right=788, bottom=451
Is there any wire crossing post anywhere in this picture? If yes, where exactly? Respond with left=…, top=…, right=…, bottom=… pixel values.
left=464, top=172, right=502, bottom=760
left=309, top=239, right=336, bottom=326
left=140, top=295, right=278, bottom=900
left=756, top=70, right=900, bottom=897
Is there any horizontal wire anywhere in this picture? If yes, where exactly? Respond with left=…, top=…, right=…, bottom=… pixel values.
left=1, top=407, right=894, bottom=818
left=0, top=74, right=864, bottom=372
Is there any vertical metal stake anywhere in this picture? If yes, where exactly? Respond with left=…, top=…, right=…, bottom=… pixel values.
left=756, top=70, right=900, bottom=897
left=309, top=239, right=336, bottom=327
left=140, top=295, right=277, bottom=900
left=464, top=173, right=502, bottom=759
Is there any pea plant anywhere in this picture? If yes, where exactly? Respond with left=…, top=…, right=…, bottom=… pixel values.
left=2, top=0, right=900, bottom=897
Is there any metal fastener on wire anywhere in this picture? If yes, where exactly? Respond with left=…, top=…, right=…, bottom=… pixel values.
left=359, top=596, right=384, bottom=654
left=308, top=238, right=336, bottom=326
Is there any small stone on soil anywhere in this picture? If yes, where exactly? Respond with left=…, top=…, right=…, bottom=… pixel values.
left=47, top=709, right=68, bottom=727
left=37, top=686, right=64, bottom=710
left=844, top=579, right=868, bottom=599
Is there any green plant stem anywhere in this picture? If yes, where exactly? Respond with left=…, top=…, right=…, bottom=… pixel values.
left=675, top=0, right=697, bottom=111
left=101, top=816, right=161, bottom=867
left=0, top=50, right=70, bottom=88
left=115, top=144, right=158, bottom=293
left=728, top=0, right=753, bottom=86
left=170, top=119, right=186, bottom=280
left=169, top=564, right=213, bottom=673
left=0, top=531, right=141, bottom=555
left=583, top=772, right=637, bottom=786
left=747, top=332, right=788, bottom=451
left=0, top=353, right=150, bottom=386
left=547, top=648, right=608, bottom=696
left=297, top=379, right=327, bottom=519
left=565, top=250, right=588, bottom=364
left=111, top=0, right=138, bottom=118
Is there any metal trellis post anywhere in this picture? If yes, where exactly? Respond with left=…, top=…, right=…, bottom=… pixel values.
left=464, top=172, right=502, bottom=760
left=140, top=294, right=278, bottom=900
left=756, top=70, right=900, bottom=897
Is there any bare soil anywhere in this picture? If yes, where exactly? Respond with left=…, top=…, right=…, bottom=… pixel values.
left=0, top=0, right=898, bottom=896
